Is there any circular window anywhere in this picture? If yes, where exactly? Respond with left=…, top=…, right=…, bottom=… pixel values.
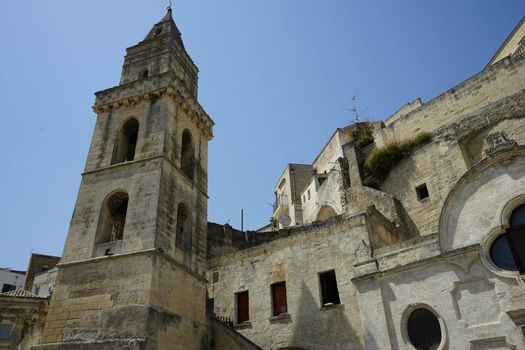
left=510, top=204, right=525, bottom=226
left=407, top=308, right=442, bottom=350
left=489, top=204, right=525, bottom=271
left=490, top=234, right=518, bottom=270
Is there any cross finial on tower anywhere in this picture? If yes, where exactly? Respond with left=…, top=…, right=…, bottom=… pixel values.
left=166, top=1, right=172, bottom=13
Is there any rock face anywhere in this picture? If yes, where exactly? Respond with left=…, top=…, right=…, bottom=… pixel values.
left=4, top=9, right=525, bottom=350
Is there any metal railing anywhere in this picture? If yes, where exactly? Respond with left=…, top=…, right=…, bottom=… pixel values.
left=273, top=194, right=288, bottom=213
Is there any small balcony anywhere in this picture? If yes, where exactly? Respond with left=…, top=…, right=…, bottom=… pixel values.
left=273, top=194, right=289, bottom=213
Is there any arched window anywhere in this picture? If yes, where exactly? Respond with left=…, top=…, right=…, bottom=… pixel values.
left=406, top=308, right=442, bottom=350
left=140, top=69, right=149, bottom=79
left=112, top=119, right=139, bottom=164
left=490, top=204, right=525, bottom=272
left=316, top=205, right=337, bottom=221
left=96, top=191, right=129, bottom=243
left=181, top=130, right=195, bottom=180
left=175, top=203, right=192, bottom=254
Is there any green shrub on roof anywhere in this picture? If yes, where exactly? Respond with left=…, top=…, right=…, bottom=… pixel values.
left=363, top=132, right=432, bottom=188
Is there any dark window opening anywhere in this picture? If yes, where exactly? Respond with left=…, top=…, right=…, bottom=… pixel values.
left=271, top=282, right=287, bottom=316
left=96, top=191, right=129, bottom=243
left=1, top=284, right=16, bottom=293
left=236, top=291, right=249, bottom=323
left=318, top=176, right=327, bottom=187
left=181, top=130, right=195, bottom=180
left=140, top=69, right=149, bottom=79
left=175, top=203, right=192, bottom=254
left=112, top=119, right=139, bottom=164
left=491, top=204, right=525, bottom=273
left=206, top=297, right=215, bottom=316
left=0, top=325, right=13, bottom=340
left=416, top=184, right=429, bottom=200
left=319, top=270, right=340, bottom=307
left=407, top=308, right=442, bottom=350
left=154, top=27, right=163, bottom=36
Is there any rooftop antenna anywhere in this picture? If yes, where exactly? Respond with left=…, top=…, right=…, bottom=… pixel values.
left=343, top=89, right=370, bottom=123
left=343, top=89, right=360, bottom=123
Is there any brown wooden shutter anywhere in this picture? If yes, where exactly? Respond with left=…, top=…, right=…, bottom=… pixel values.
left=272, top=282, right=287, bottom=316
left=507, top=226, right=525, bottom=273
left=237, top=291, right=249, bottom=323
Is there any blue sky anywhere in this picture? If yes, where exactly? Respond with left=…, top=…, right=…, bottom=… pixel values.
left=0, top=1, right=523, bottom=270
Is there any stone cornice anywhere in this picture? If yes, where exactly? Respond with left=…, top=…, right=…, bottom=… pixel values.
left=57, top=248, right=208, bottom=284
left=93, top=72, right=214, bottom=140
left=82, top=155, right=209, bottom=199
left=351, top=243, right=480, bottom=284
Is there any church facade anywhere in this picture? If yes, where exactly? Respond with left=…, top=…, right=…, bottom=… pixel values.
left=2, top=9, right=525, bottom=350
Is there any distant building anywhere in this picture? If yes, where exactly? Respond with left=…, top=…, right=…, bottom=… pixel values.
left=24, top=254, right=61, bottom=298
left=0, top=268, right=25, bottom=293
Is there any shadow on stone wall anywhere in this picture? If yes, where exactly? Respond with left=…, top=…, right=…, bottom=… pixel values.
left=287, top=282, right=367, bottom=350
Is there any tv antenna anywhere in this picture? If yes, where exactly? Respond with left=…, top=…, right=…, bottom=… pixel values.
left=343, top=90, right=369, bottom=123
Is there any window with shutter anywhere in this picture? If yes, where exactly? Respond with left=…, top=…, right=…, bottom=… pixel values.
left=236, top=291, right=249, bottom=323
left=271, top=282, right=287, bottom=316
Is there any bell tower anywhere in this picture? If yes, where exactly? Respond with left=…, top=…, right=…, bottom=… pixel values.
left=36, top=8, right=214, bottom=349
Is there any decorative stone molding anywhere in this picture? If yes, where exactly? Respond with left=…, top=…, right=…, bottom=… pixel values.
left=354, top=239, right=371, bottom=264
left=485, top=131, right=517, bottom=156
left=92, top=72, right=214, bottom=140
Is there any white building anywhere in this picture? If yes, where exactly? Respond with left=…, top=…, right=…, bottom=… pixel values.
left=0, top=268, right=25, bottom=293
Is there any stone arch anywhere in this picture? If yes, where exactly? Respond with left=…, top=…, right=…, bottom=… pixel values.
left=181, top=129, right=195, bottom=180
left=316, top=204, right=337, bottom=221
left=95, top=190, right=129, bottom=243
left=112, top=118, right=139, bottom=164
left=438, top=146, right=525, bottom=252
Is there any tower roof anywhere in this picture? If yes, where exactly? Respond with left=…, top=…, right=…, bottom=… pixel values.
left=142, top=6, right=187, bottom=53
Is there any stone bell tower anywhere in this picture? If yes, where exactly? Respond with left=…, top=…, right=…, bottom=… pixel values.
left=36, top=7, right=214, bottom=349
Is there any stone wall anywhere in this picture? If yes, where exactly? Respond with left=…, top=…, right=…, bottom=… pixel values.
left=208, top=215, right=368, bottom=350
left=210, top=317, right=262, bottom=350
left=61, top=158, right=162, bottom=262
left=353, top=246, right=525, bottom=349
left=378, top=90, right=525, bottom=238
left=37, top=251, right=209, bottom=350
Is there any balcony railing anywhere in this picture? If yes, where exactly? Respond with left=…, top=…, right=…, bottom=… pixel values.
left=273, top=194, right=288, bottom=213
